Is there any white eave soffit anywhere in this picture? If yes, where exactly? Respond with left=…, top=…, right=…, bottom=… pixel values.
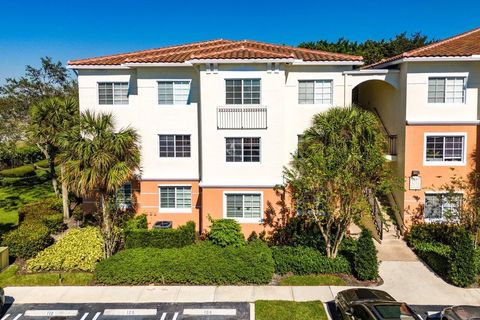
left=373, top=55, right=480, bottom=69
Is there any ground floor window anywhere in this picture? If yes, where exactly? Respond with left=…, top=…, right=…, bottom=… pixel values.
left=159, top=186, right=192, bottom=211
left=225, top=193, right=262, bottom=219
left=424, top=193, right=462, bottom=221
left=116, top=182, right=132, bottom=209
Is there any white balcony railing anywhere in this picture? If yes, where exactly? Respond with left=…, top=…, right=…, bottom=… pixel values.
left=217, top=106, right=267, bottom=129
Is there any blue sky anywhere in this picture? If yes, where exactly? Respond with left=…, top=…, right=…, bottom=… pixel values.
left=0, top=0, right=479, bottom=84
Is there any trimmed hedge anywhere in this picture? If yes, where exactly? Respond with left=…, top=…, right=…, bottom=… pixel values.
left=272, top=246, right=352, bottom=275
left=354, top=229, right=379, bottom=280
left=125, top=214, right=148, bottom=230
left=19, top=197, right=65, bottom=233
left=27, top=227, right=104, bottom=272
left=95, top=241, right=274, bottom=285
left=0, top=164, right=36, bottom=178
left=2, top=222, right=54, bottom=258
left=124, top=221, right=195, bottom=249
left=208, top=218, right=245, bottom=247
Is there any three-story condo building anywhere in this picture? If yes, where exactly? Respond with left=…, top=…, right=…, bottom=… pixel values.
left=69, top=28, right=480, bottom=236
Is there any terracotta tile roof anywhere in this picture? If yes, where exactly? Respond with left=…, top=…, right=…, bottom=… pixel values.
left=367, top=27, right=480, bottom=69
left=68, top=39, right=362, bottom=66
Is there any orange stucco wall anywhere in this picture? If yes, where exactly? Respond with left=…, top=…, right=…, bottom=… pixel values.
left=201, top=187, right=282, bottom=236
left=137, top=180, right=201, bottom=230
left=403, top=125, right=479, bottom=226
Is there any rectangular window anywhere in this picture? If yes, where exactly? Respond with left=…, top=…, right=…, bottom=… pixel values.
left=298, top=80, right=333, bottom=104
left=98, top=82, right=129, bottom=105
left=226, top=137, right=260, bottom=162
left=159, top=135, right=191, bottom=158
left=116, top=182, right=132, bottom=209
left=428, top=77, right=465, bottom=103
left=160, top=186, right=192, bottom=209
left=225, top=79, right=261, bottom=105
left=158, top=81, right=191, bottom=105
left=425, top=135, right=465, bottom=163
left=226, top=193, right=262, bottom=219
left=425, top=193, right=462, bottom=221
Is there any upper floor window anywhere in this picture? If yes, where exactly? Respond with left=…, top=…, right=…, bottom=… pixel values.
left=425, top=193, right=462, bottom=221
left=226, top=79, right=261, bottom=105
left=226, top=137, right=260, bottom=162
left=98, top=82, right=129, bottom=105
left=298, top=80, right=333, bottom=105
left=159, top=135, right=191, bottom=158
left=428, top=77, right=466, bottom=103
left=425, top=134, right=465, bottom=164
left=158, top=81, right=191, bottom=105
left=225, top=193, right=262, bottom=219
left=159, top=186, right=192, bottom=210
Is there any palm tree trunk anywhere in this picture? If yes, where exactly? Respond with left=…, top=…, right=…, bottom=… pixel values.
left=100, top=193, right=115, bottom=257
left=60, top=165, right=70, bottom=220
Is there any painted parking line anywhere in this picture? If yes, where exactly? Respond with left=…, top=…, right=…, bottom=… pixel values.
left=159, top=313, right=167, bottom=320
left=103, top=309, right=157, bottom=316
left=12, top=315, right=22, bottom=320
left=172, top=313, right=178, bottom=320
left=183, top=308, right=237, bottom=316
left=25, top=310, right=78, bottom=317
left=79, top=313, right=89, bottom=320
left=1, top=314, right=10, bottom=320
left=92, top=312, right=101, bottom=320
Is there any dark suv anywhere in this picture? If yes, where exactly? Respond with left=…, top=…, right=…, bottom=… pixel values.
left=335, top=289, right=421, bottom=320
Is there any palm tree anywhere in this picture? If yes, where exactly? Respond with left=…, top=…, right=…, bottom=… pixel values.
left=60, top=111, right=140, bottom=257
left=29, top=97, right=79, bottom=219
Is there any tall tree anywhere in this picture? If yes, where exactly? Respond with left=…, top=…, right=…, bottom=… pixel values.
left=60, top=111, right=140, bottom=257
left=28, top=97, right=79, bottom=218
left=299, top=32, right=432, bottom=65
left=284, top=107, right=395, bottom=258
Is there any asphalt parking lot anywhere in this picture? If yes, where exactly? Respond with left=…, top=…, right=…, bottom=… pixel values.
left=0, top=302, right=250, bottom=320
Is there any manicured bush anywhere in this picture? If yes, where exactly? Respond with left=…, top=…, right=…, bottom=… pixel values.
left=2, top=222, right=54, bottom=258
left=34, top=159, right=49, bottom=168
left=95, top=241, right=274, bottom=285
left=448, top=230, right=476, bottom=287
left=18, top=197, right=65, bottom=233
left=125, top=221, right=195, bottom=249
left=27, top=227, right=104, bottom=272
left=208, top=218, right=245, bottom=247
left=125, top=214, right=148, bottom=230
left=268, top=216, right=326, bottom=250
left=0, top=165, right=36, bottom=178
left=414, top=241, right=451, bottom=278
left=354, top=229, right=379, bottom=280
left=272, top=246, right=352, bottom=275
left=474, top=248, right=480, bottom=274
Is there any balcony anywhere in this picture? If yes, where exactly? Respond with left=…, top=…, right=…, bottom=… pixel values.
left=217, top=106, right=267, bottom=130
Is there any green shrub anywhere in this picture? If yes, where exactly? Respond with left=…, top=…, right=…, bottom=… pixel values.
left=406, top=223, right=458, bottom=247
left=34, top=159, right=49, bottom=168
left=354, top=229, right=379, bottom=280
left=474, top=248, right=480, bottom=274
left=413, top=241, right=451, bottom=278
left=0, top=165, right=36, bottom=178
left=27, top=227, right=104, bottom=272
left=95, top=241, right=274, bottom=285
left=448, top=230, right=476, bottom=287
left=18, top=197, right=65, bottom=233
left=125, top=221, right=195, bottom=249
left=2, top=222, right=53, bottom=258
left=125, top=214, right=148, bottom=230
left=208, top=218, right=245, bottom=247
left=268, top=216, right=326, bottom=250
left=272, top=246, right=352, bottom=275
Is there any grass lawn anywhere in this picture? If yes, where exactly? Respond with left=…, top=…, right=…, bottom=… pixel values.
left=0, top=170, right=54, bottom=233
left=0, top=265, right=93, bottom=287
left=279, top=274, right=347, bottom=286
left=255, top=300, right=328, bottom=320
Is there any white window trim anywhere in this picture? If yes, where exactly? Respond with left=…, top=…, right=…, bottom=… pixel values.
left=222, top=191, right=263, bottom=223
left=297, top=79, right=334, bottom=106
left=423, top=132, right=467, bottom=166
left=424, top=191, right=463, bottom=223
left=158, top=184, right=192, bottom=214
left=157, top=79, right=192, bottom=106
left=225, top=137, right=262, bottom=164
left=97, top=82, right=130, bottom=106
left=225, top=78, right=262, bottom=105
left=426, top=73, right=468, bottom=105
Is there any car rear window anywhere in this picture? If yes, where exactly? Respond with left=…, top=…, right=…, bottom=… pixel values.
left=372, top=304, right=416, bottom=320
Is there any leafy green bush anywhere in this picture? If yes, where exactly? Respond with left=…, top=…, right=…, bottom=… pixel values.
left=268, top=216, right=326, bottom=250
left=208, top=218, right=245, bottom=247
left=354, top=229, right=378, bottom=280
left=0, top=165, right=36, bottom=178
left=27, top=227, right=104, bottom=272
left=95, top=241, right=274, bottom=285
left=125, top=214, right=148, bottom=230
left=406, top=223, right=458, bottom=247
left=448, top=230, right=476, bottom=287
left=272, top=246, right=352, bottom=275
left=125, top=221, right=195, bottom=249
left=18, top=197, right=65, bottom=233
left=34, top=159, right=49, bottom=168
left=474, top=248, right=480, bottom=274
left=2, top=222, right=53, bottom=258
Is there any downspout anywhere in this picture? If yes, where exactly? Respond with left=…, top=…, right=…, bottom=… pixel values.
left=192, top=63, right=203, bottom=235
left=343, top=73, right=347, bottom=107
